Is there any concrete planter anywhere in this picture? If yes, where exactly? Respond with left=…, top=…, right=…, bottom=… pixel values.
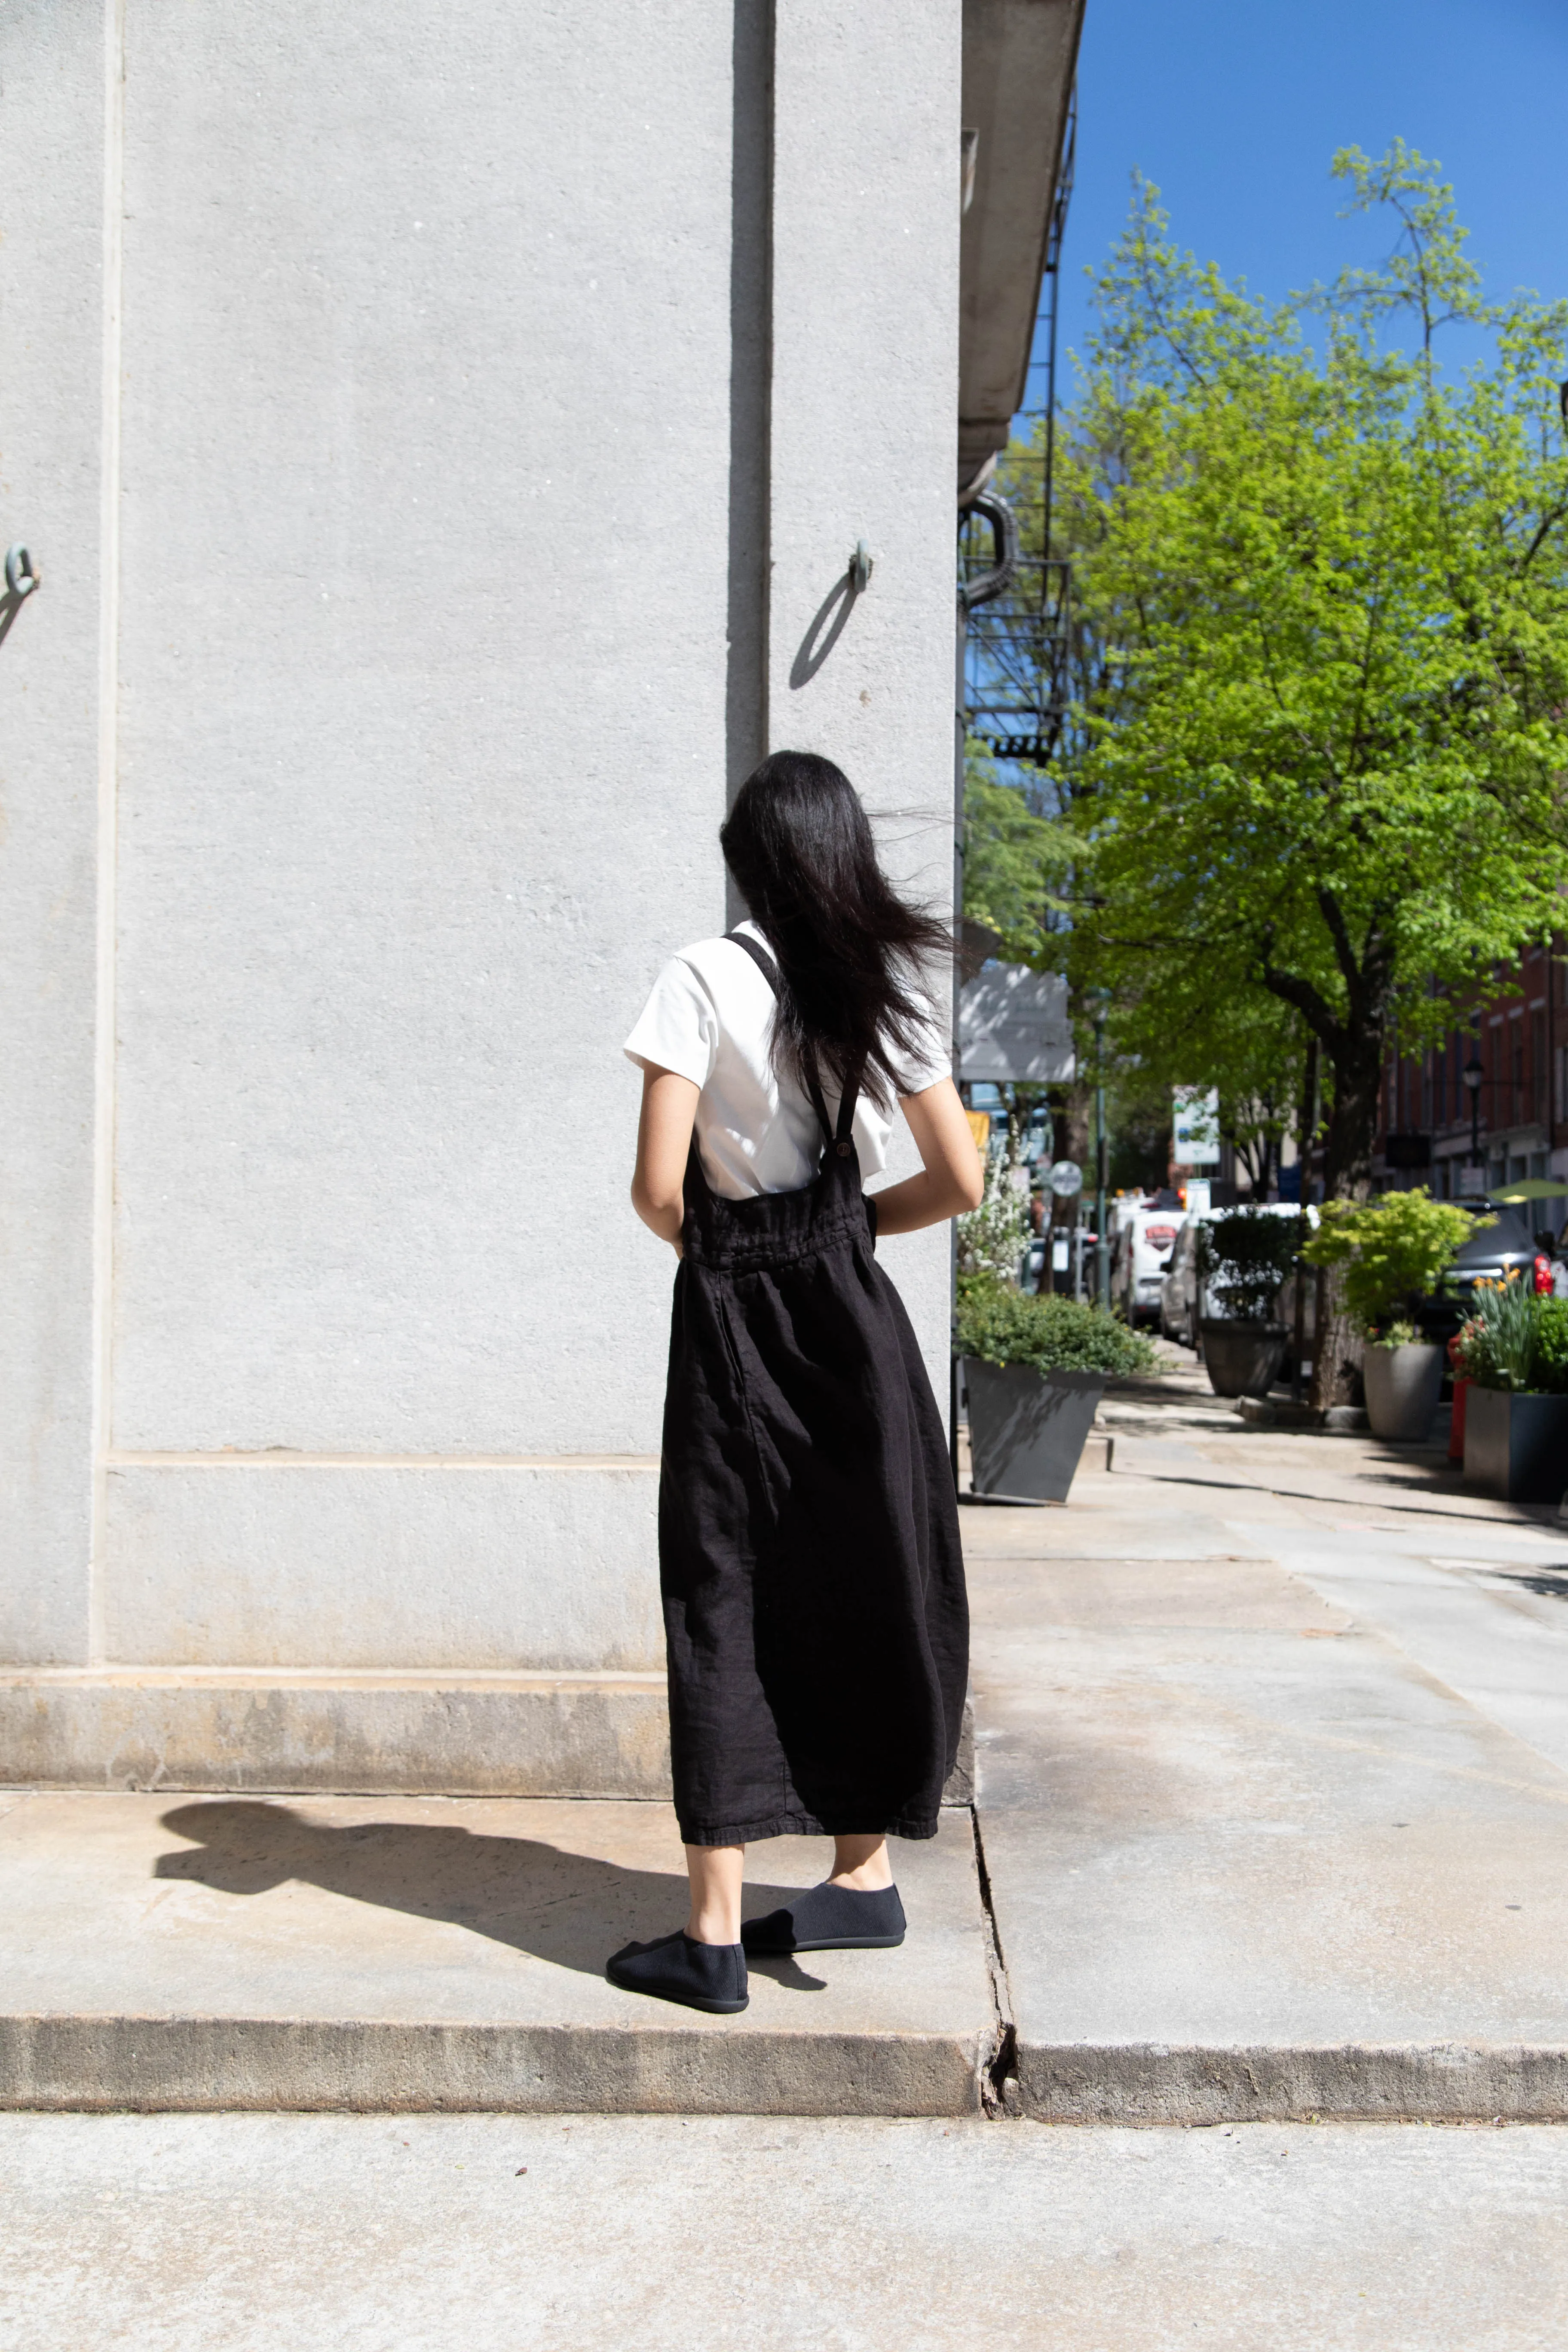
left=962, top=1359, right=1108, bottom=1504
left=1362, top=1341, right=1445, bottom=1443
left=1199, top=1320, right=1288, bottom=1399
left=1463, top=1386, right=1568, bottom=1504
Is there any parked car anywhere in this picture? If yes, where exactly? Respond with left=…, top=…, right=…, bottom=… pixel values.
left=1157, top=1215, right=1211, bottom=1346
left=1420, top=1203, right=1556, bottom=1344
left=1441, top=1205, right=1548, bottom=1302
left=1111, top=1205, right=1185, bottom=1327
left=1158, top=1203, right=1315, bottom=1348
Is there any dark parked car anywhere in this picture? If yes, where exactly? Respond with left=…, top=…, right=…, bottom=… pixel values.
left=1421, top=1204, right=1553, bottom=1342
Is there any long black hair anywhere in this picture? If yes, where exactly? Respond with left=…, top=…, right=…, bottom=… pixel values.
left=719, top=750, right=950, bottom=1114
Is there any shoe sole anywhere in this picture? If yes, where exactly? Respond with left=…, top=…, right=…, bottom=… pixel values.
left=744, top=1932, right=905, bottom=1954
left=605, top=1968, right=749, bottom=2015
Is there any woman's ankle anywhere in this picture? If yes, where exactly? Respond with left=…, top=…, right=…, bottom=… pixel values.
left=827, top=1837, right=894, bottom=1893
left=683, top=1840, right=745, bottom=1945
left=685, top=1911, right=741, bottom=1946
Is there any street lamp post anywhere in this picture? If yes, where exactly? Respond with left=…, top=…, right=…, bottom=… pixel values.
left=1462, top=1053, right=1485, bottom=1186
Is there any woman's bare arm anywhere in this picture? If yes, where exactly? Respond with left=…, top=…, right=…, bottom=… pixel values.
left=870, top=1078, right=985, bottom=1236
left=631, top=1066, right=701, bottom=1248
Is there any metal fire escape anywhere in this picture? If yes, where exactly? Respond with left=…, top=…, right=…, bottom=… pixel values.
left=957, top=89, right=1076, bottom=773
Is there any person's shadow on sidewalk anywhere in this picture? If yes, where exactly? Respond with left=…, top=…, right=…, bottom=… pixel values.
left=153, top=1801, right=825, bottom=1989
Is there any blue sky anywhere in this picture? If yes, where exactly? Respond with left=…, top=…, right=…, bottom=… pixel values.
left=1036, top=0, right=1568, bottom=410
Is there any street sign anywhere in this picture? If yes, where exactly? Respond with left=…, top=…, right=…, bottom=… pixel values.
left=1457, top=1163, right=1487, bottom=1198
left=1047, top=1159, right=1083, bottom=1197
left=1172, top=1085, right=1220, bottom=1166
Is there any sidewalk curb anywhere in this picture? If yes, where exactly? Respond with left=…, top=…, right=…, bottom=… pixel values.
left=1019, top=2041, right=1568, bottom=2124
left=0, top=2015, right=992, bottom=2118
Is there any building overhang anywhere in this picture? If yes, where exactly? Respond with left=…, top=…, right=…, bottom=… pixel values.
left=959, top=0, right=1084, bottom=498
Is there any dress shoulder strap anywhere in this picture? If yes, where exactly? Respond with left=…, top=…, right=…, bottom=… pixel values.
left=723, top=927, right=780, bottom=996
left=723, top=928, right=851, bottom=1153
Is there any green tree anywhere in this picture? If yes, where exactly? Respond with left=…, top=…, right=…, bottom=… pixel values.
left=960, top=738, right=1067, bottom=966
left=1050, top=145, right=1568, bottom=1205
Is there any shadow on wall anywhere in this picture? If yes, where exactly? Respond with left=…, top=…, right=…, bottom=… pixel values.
left=153, top=1801, right=823, bottom=1988
left=789, top=568, right=866, bottom=689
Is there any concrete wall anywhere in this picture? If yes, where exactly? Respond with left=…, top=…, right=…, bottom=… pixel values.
left=0, top=0, right=107, bottom=1665
left=1, top=1, right=961, bottom=1775
left=769, top=1, right=962, bottom=1393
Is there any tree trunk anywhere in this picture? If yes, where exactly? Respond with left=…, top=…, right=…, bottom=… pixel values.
left=1051, top=1085, right=1092, bottom=1230
left=1308, top=1028, right=1383, bottom=1409
left=1295, top=1034, right=1320, bottom=1204
left=1261, top=903, right=1391, bottom=1410
left=1320, top=1041, right=1383, bottom=1205
left=1309, top=1262, right=1365, bottom=1411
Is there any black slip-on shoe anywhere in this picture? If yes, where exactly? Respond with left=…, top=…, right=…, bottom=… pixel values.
left=741, top=1880, right=906, bottom=1954
left=606, top=1929, right=749, bottom=2014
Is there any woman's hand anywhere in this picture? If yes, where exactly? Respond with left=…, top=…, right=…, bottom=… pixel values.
left=632, top=1066, right=701, bottom=1249
left=870, top=1078, right=985, bottom=1236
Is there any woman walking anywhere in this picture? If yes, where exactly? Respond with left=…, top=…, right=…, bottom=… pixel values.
left=609, top=750, right=983, bottom=2013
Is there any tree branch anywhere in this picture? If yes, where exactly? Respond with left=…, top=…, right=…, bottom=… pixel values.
left=1314, top=885, right=1369, bottom=1010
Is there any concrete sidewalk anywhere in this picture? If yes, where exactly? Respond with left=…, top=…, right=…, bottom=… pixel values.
left=0, top=1794, right=995, bottom=2114
left=7, top=2110, right=1568, bottom=2351
left=2, top=1363, right=1565, bottom=2120
left=969, top=1371, right=1568, bottom=2122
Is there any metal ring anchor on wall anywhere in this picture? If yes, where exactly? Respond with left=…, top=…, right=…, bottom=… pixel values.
left=5, top=544, right=39, bottom=598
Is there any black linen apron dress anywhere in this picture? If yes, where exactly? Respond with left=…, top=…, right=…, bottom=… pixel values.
left=658, top=931, right=969, bottom=1848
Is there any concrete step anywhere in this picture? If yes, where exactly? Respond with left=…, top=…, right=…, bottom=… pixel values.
left=0, top=1793, right=998, bottom=2116
left=0, top=1669, right=674, bottom=1797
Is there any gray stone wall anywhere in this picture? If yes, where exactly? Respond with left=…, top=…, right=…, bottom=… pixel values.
left=0, top=0, right=107, bottom=1665
left=0, top=1, right=960, bottom=1758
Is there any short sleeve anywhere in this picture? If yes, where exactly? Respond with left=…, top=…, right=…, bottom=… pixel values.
left=895, top=1003, right=952, bottom=1098
left=623, top=956, right=718, bottom=1089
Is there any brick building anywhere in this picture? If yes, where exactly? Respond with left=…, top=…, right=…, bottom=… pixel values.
left=1374, top=937, right=1568, bottom=1214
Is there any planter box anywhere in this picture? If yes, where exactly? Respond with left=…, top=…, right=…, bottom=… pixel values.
left=1200, top=1320, right=1288, bottom=1399
left=962, top=1359, right=1107, bottom=1505
left=1463, top=1386, right=1568, bottom=1504
left=1362, top=1341, right=1444, bottom=1442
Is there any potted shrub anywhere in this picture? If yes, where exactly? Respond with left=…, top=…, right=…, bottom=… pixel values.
left=1458, top=1278, right=1568, bottom=1503
left=956, top=1275, right=1158, bottom=1503
left=1197, top=1209, right=1306, bottom=1398
left=1302, top=1190, right=1476, bottom=1441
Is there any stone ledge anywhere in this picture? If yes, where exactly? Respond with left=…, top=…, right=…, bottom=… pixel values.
left=0, top=1677, right=975, bottom=1805
left=0, top=1675, right=673, bottom=1797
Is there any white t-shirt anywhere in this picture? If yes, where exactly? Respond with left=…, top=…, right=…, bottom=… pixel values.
left=624, top=919, right=950, bottom=1200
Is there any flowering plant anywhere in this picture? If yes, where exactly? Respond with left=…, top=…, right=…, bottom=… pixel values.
left=1456, top=1275, right=1568, bottom=1393
left=956, top=1150, right=1030, bottom=1282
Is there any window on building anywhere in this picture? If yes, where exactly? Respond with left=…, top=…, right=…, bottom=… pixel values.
left=1558, top=1044, right=1568, bottom=1125
left=1533, top=1011, right=1548, bottom=1123
left=1511, top=1015, right=1525, bottom=1124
